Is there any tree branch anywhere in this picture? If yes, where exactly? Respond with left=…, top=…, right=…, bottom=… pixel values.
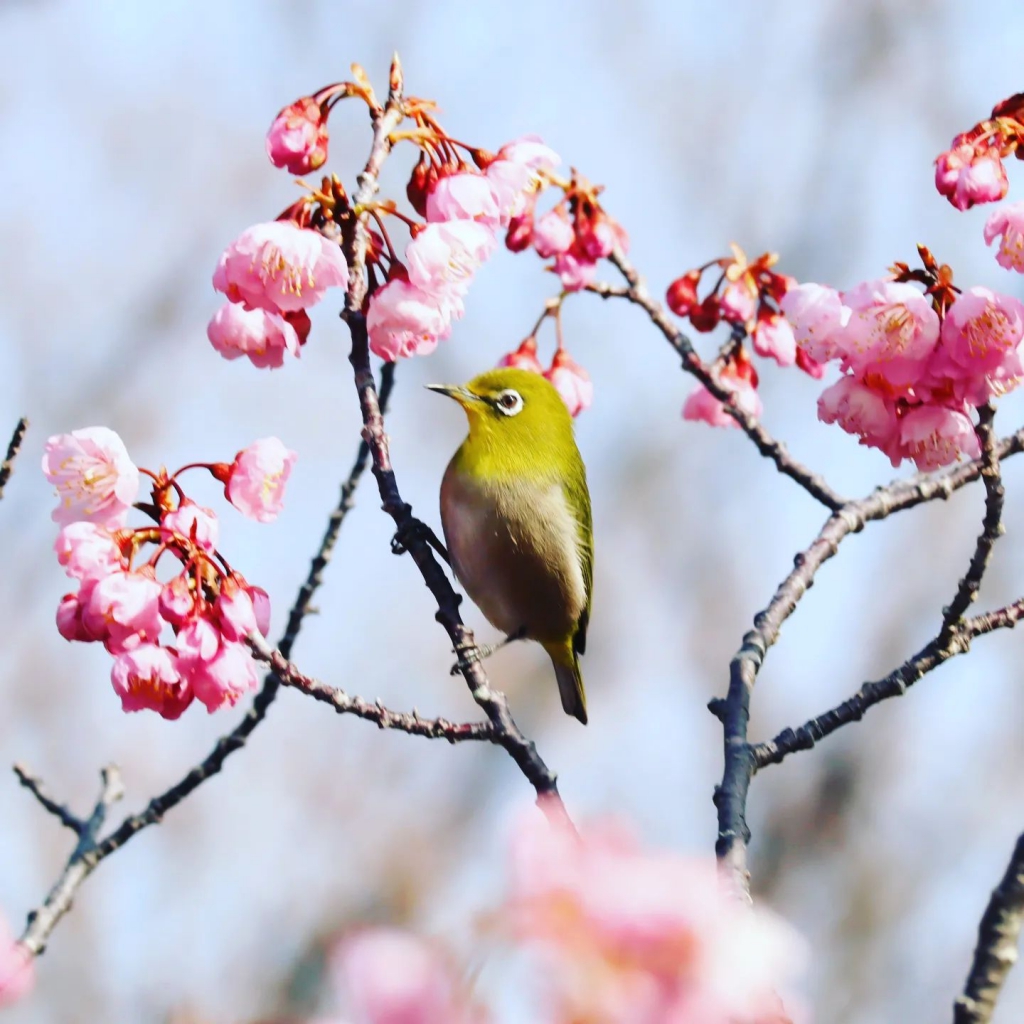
left=19, top=766, right=124, bottom=956
left=248, top=634, right=496, bottom=743
left=13, top=763, right=84, bottom=835
left=954, top=829, right=1024, bottom=1023
left=598, top=258, right=845, bottom=510
left=339, top=55, right=567, bottom=813
left=0, top=416, right=28, bottom=503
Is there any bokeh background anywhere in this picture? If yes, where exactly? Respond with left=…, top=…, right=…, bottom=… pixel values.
left=3, top=0, right=1024, bottom=1020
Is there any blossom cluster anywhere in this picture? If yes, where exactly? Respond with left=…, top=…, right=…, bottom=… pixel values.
left=44, top=427, right=295, bottom=718
left=782, top=276, right=1024, bottom=469
left=308, top=803, right=805, bottom=1024
left=666, top=246, right=820, bottom=428
left=0, top=913, right=33, bottom=1009
left=208, top=70, right=609, bottom=414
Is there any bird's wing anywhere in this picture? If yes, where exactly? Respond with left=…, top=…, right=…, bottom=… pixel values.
left=566, top=463, right=593, bottom=658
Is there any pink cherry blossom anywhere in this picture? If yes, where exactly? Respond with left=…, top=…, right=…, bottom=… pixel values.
left=158, top=575, right=195, bottom=626
left=266, top=96, right=329, bottom=175
left=57, top=591, right=92, bottom=642
left=43, top=426, right=140, bottom=529
left=796, top=346, right=826, bottom=379
left=683, top=355, right=762, bottom=429
left=545, top=350, right=593, bottom=417
left=207, top=302, right=302, bottom=369
left=984, top=201, right=1024, bottom=273
left=575, top=212, right=619, bottom=262
left=752, top=312, right=797, bottom=366
left=840, top=279, right=940, bottom=389
left=225, top=437, right=297, bottom=523
left=367, top=278, right=451, bottom=361
left=532, top=206, right=574, bottom=258
left=496, top=134, right=561, bottom=174
left=110, top=644, right=193, bottom=719
left=780, top=282, right=851, bottom=365
left=425, top=172, right=504, bottom=227
left=498, top=337, right=544, bottom=374
left=553, top=246, right=597, bottom=291
left=0, top=915, right=33, bottom=1008
left=503, top=801, right=806, bottom=1024
left=176, top=615, right=221, bottom=666
left=899, top=404, right=981, bottom=471
left=250, top=586, right=271, bottom=636
left=188, top=640, right=260, bottom=712
left=405, top=221, right=497, bottom=299
left=719, top=280, right=757, bottom=325
left=486, top=159, right=535, bottom=220
left=215, top=576, right=259, bottom=642
left=213, top=220, right=348, bottom=313
left=54, top=522, right=124, bottom=581
left=817, top=377, right=901, bottom=465
left=161, top=500, right=220, bottom=553
left=333, top=928, right=478, bottom=1024
left=938, top=286, right=1024, bottom=377
left=84, top=569, right=163, bottom=651
left=935, top=140, right=1009, bottom=211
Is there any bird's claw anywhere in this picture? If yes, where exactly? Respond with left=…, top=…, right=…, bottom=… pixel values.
left=449, top=641, right=483, bottom=676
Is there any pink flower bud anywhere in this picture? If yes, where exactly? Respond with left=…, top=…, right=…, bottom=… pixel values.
left=498, top=336, right=544, bottom=374
left=666, top=271, right=701, bottom=317
left=176, top=615, right=220, bottom=665
left=159, top=575, right=195, bottom=627
left=367, top=278, right=451, bottom=361
left=486, top=159, right=535, bottom=221
left=43, top=426, right=140, bottom=529
left=213, top=221, right=347, bottom=314
left=110, top=643, right=192, bottom=720
left=56, top=590, right=98, bottom=642
left=225, top=438, right=297, bottom=523
left=683, top=351, right=762, bottom=428
left=161, top=500, right=219, bottom=554
left=425, top=171, right=505, bottom=227
left=54, top=522, right=124, bottom=581
left=188, top=641, right=259, bottom=713
left=249, top=586, right=271, bottom=637
left=407, top=155, right=441, bottom=218
left=552, top=246, right=597, bottom=292
left=207, top=302, right=303, bottom=369
left=935, top=136, right=1008, bottom=211
left=84, top=569, right=163, bottom=650
left=689, top=295, right=722, bottom=333
left=532, top=206, right=574, bottom=258
left=780, top=282, right=851, bottom=365
left=575, top=210, right=617, bottom=261
left=496, top=134, right=561, bottom=174
left=215, top=576, right=258, bottom=642
left=817, top=377, right=901, bottom=465
left=984, top=200, right=1024, bottom=273
left=719, top=280, right=757, bottom=326
left=545, top=349, right=593, bottom=417
left=504, top=211, right=534, bottom=253
left=265, top=96, right=329, bottom=175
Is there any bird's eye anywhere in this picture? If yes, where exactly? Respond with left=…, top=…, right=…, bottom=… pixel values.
left=495, top=389, right=524, bottom=416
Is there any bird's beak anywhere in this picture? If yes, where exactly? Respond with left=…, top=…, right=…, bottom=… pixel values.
left=425, top=384, right=480, bottom=406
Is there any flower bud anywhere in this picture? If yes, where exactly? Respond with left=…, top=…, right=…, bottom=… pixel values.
left=666, top=271, right=702, bottom=317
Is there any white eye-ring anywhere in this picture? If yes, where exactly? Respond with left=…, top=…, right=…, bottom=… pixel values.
left=495, top=389, right=524, bottom=416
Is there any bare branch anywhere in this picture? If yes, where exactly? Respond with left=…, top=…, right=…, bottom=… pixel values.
left=0, top=416, right=28, bottom=502
left=954, top=829, right=1024, bottom=1023
left=340, top=55, right=567, bottom=808
left=942, top=405, right=1004, bottom=634
left=248, top=634, right=496, bottom=743
left=13, top=764, right=84, bottom=835
left=20, top=766, right=124, bottom=956
left=599, top=256, right=845, bottom=510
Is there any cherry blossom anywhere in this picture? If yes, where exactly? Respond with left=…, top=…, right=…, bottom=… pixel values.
left=532, top=206, right=574, bottom=258
left=752, top=312, right=797, bottom=367
left=161, top=500, right=220, bottom=554
left=496, top=134, right=561, bottom=174
left=984, top=201, right=1024, bottom=273
left=207, top=302, right=303, bottom=369
left=266, top=96, right=329, bottom=175
left=545, top=349, right=593, bottom=417
left=110, top=644, right=193, bottom=720
left=498, top=336, right=544, bottom=374
left=552, top=246, right=597, bottom=291
left=367, top=278, right=451, bottom=361
left=0, top=915, right=33, bottom=1008
left=224, top=437, right=297, bottom=523
left=899, top=404, right=981, bottom=471
left=187, top=640, right=261, bottom=713
left=83, top=568, right=163, bottom=652
left=213, top=220, right=348, bottom=313
left=425, top=172, right=504, bottom=227
left=935, top=136, right=1008, bottom=211
left=43, top=427, right=140, bottom=529
left=405, top=221, right=496, bottom=299
left=54, top=522, right=124, bottom=581
left=817, top=377, right=901, bottom=466
left=683, top=351, right=762, bottom=428
left=780, top=282, right=851, bottom=365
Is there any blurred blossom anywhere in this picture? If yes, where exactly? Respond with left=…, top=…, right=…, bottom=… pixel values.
left=0, top=914, right=33, bottom=1008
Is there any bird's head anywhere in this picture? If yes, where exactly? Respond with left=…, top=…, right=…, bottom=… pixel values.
left=426, top=368, right=573, bottom=448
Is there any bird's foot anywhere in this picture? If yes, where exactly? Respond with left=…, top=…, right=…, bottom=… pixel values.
left=390, top=511, right=450, bottom=564
left=448, top=628, right=527, bottom=676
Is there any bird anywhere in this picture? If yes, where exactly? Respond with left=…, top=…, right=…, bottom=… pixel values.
left=427, top=367, right=593, bottom=724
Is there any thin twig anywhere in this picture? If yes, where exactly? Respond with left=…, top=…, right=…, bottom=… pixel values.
left=19, top=766, right=124, bottom=956
left=941, top=405, right=1004, bottom=634
left=0, top=417, right=28, bottom=502
left=598, top=258, right=845, bottom=510
left=752, top=598, right=1024, bottom=771
left=340, top=54, right=566, bottom=811
left=13, top=764, right=84, bottom=835
left=248, top=634, right=496, bottom=743
left=954, top=829, right=1024, bottom=1023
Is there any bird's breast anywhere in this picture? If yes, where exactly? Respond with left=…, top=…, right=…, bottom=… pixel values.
left=439, top=464, right=587, bottom=643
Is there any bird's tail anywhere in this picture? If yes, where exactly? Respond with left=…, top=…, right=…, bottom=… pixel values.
left=546, top=641, right=588, bottom=725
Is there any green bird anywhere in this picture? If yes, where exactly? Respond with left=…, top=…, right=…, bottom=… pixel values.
left=427, top=367, right=593, bottom=725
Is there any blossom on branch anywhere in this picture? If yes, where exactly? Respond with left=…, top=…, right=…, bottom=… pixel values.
left=984, top=201, right=1024, bottom=273
left=0, top=914, right=33, bottom=1008
left=207, top=302, right=304, bottom=369
left=545, top=348, right=593, bottom=417
left=223, top=437, right=298, bottom=522
left=683, top=349, right=762, bottom=428
left=266, top=96, right=330, bottom=174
